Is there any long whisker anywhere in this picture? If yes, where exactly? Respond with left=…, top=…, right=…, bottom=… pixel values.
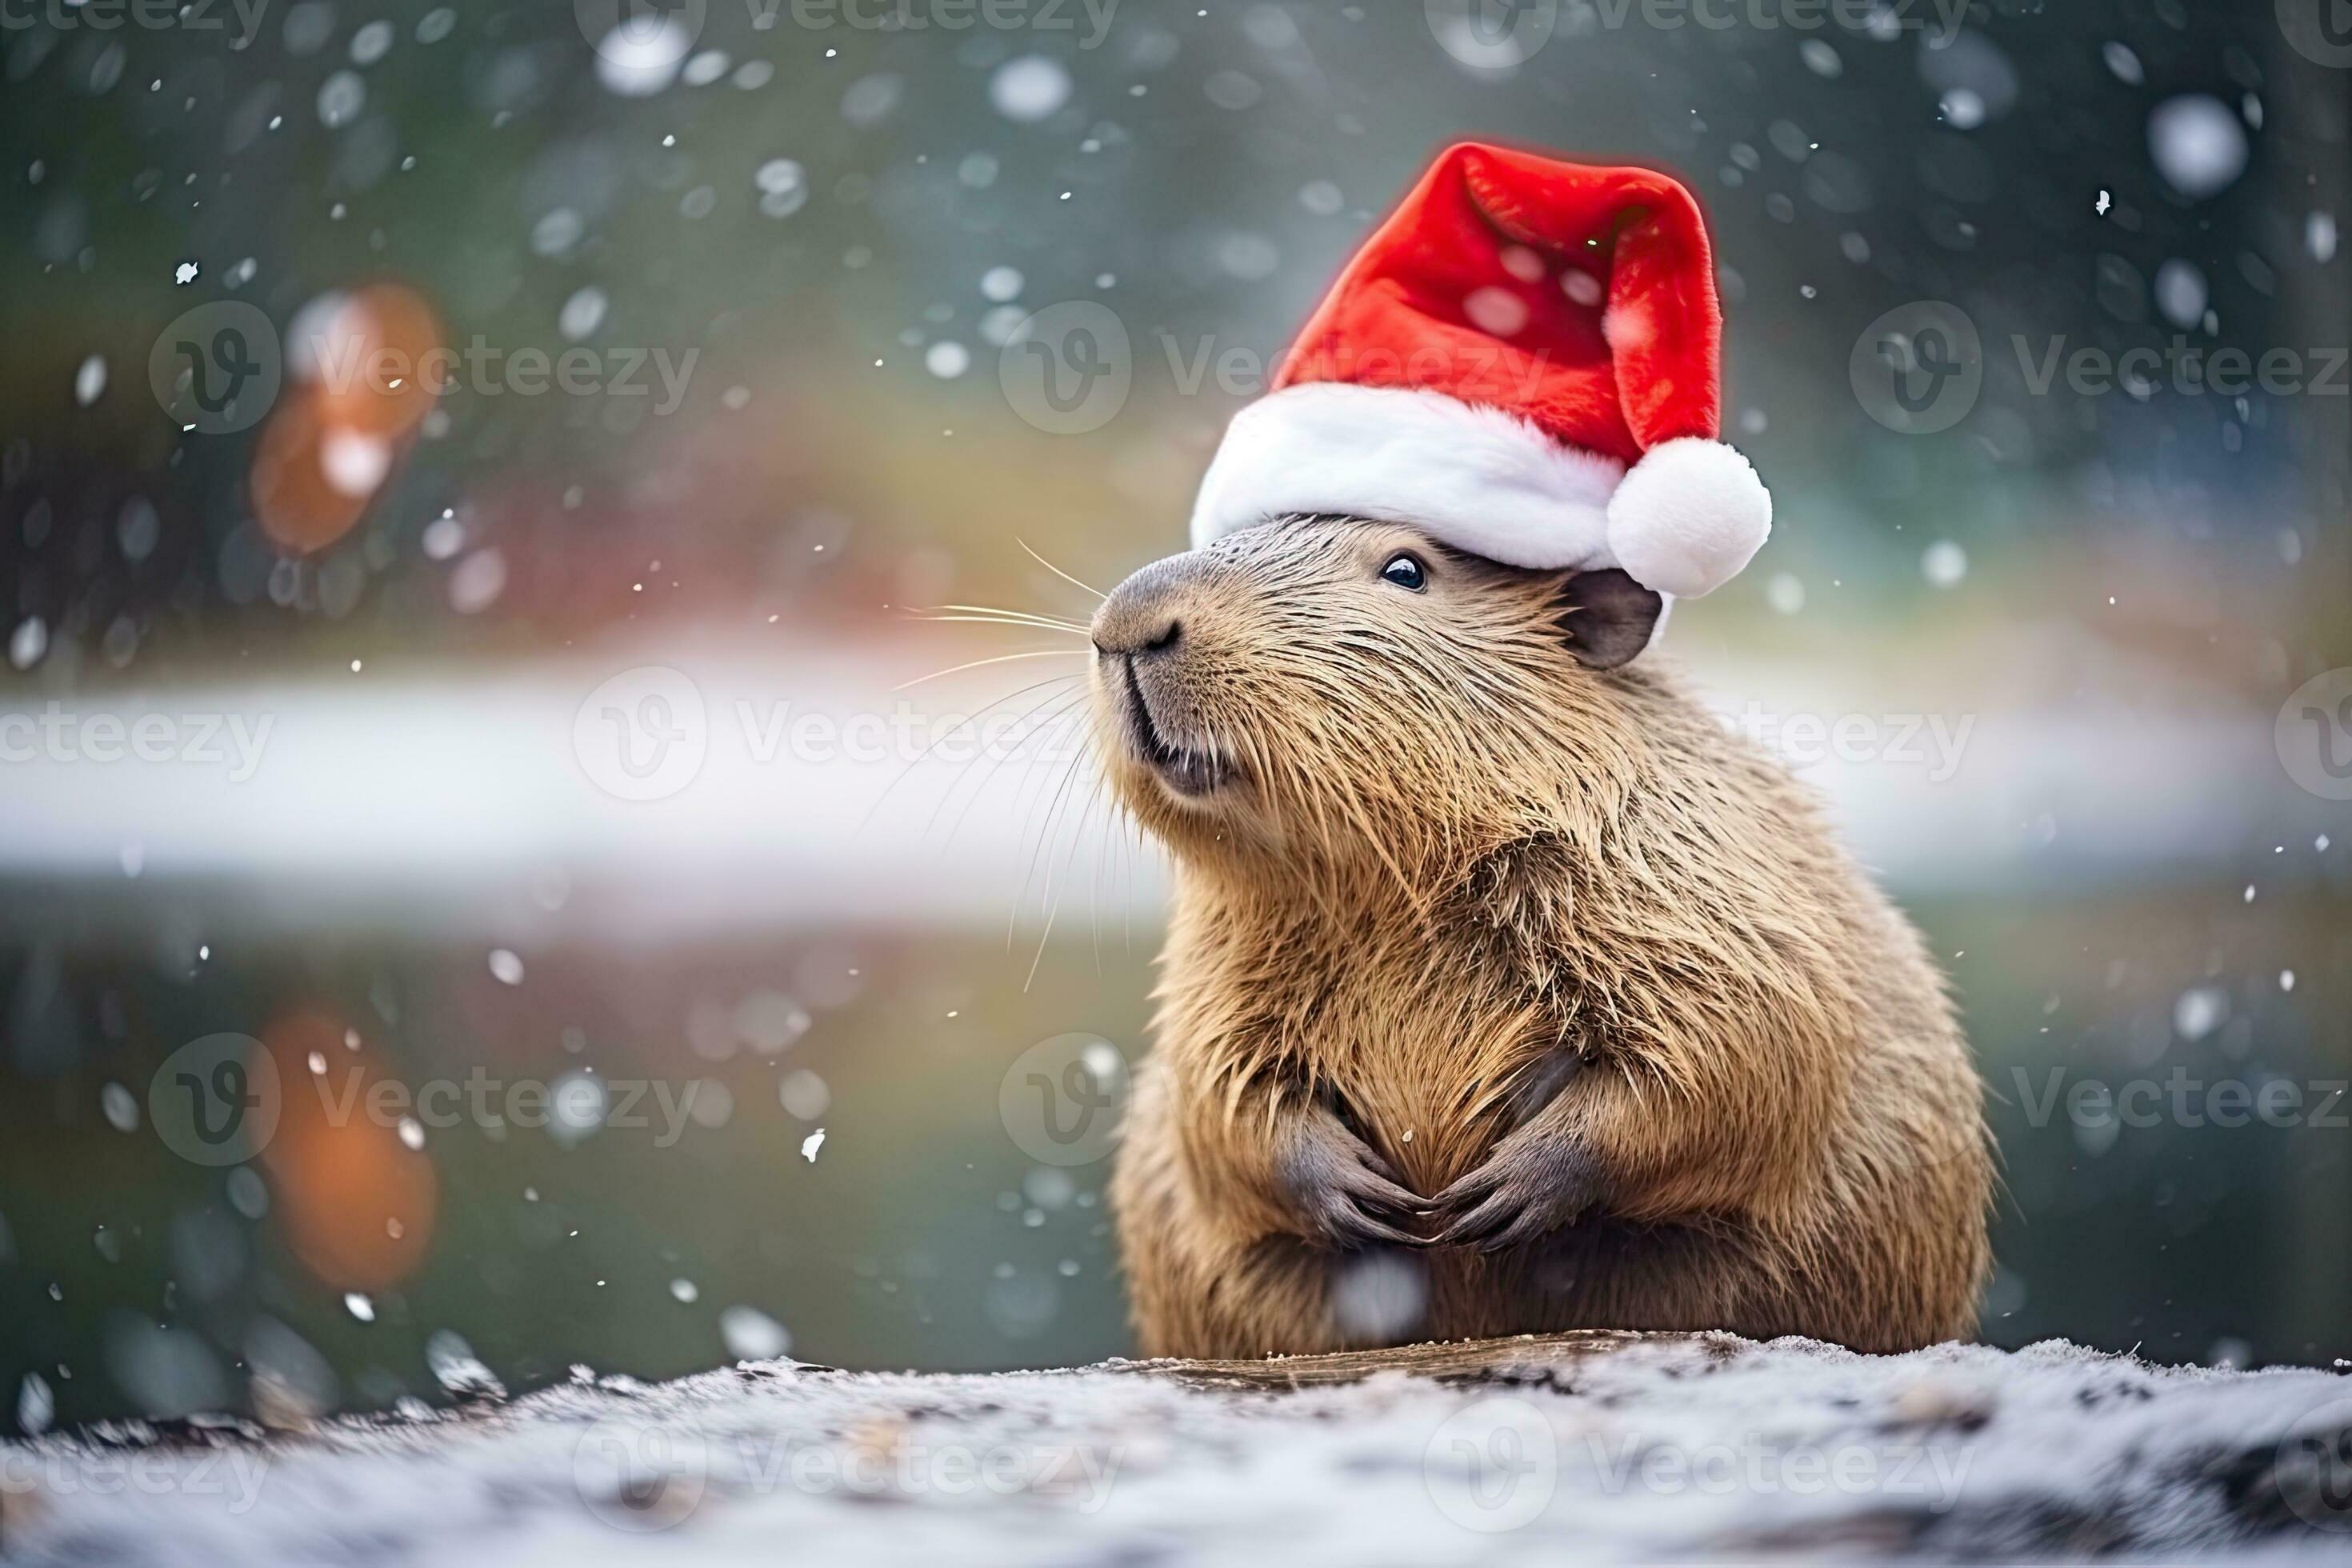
left=1086, top=765, right=1117, bottom=976
left=891, top=649, right=1082, bottom=691
left=915, top=605, right=1091, bottom=634
left=1017, top=538, right=1106, bottom=601
left=858, top=673, right=1078, bottom=835
left=1025, top=741, right=1105, bottom=991
left=1012, top=726, right=1092, bottom=952
left=903, top=616, right=1090, bottom=638
left=906, top=610, right=1090, bottom=632
left=934, top=686, right=1091, bottom=849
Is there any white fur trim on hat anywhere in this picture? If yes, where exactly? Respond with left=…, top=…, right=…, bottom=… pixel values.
left=1190, top=383, right=1623, bottom=573
left=1603, top=436, right=1772, bottom=598
left=1190, top=385, right=1770, bottom=598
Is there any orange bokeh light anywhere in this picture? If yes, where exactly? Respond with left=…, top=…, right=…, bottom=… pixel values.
left=251, top=282, right=443, bottom=555
left=258, top=1010, right=438, bottom=1294
left=309, top=283, right=445, bottom=439
left=250, top=396, right=375, bottom=554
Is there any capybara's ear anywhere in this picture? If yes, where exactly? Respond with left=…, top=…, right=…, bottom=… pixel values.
left=1558, top=569, right=1664, bottom=670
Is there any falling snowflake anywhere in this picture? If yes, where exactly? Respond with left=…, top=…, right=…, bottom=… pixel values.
left=718, top=1305, right=790, bottom=1359
left=990, top=55, right=1070, bottom=123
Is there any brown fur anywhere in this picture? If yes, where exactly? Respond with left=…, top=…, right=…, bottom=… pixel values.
left=1089, top=519, right=1992, bottom=1358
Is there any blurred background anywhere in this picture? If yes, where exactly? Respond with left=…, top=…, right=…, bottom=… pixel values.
left=1, top=0, right=2346, bottom=1434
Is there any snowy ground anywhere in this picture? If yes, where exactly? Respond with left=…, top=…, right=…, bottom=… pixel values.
left=4, top=1331, right=2351, bottom=1564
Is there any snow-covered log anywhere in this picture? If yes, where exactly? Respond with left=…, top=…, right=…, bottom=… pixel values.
left=4, top=1331, right=2349, bottom=1564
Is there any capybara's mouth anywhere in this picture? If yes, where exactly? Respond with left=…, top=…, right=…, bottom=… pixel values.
left=1119, top=659, right=1233, bottom=798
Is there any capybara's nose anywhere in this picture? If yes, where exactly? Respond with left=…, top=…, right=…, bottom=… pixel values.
left=1092, top=556, right=1197, bottom=660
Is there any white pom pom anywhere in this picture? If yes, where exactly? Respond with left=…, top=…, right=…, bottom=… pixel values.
left=1604, top=437, right=1772, bottom=598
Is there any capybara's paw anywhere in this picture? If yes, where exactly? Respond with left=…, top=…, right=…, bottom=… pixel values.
left=1426, top=1124, right=1598, bottom=1253
left=1274, top=1104, right=1426, bottom=1250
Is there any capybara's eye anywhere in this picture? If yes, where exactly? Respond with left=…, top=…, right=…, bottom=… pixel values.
left=1379, top=553, right=1427, bottom=592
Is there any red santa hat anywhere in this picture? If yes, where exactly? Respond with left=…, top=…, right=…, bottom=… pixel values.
left=1190, top=142, right=1770, bottom=599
